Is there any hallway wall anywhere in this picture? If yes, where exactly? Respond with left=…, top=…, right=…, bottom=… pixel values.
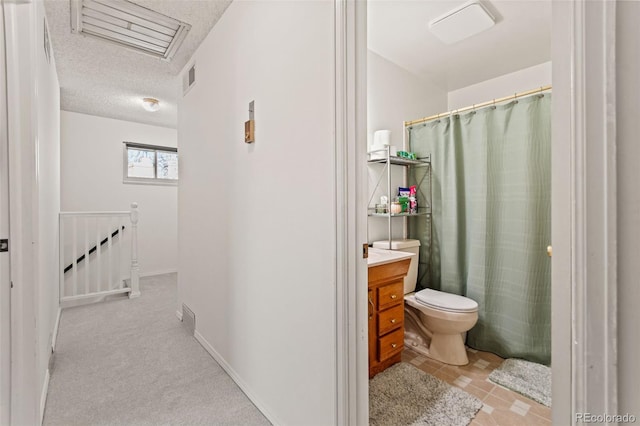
left=36, top=6, right=61, bottom=422
left=60, top=111, right=178, bottom=277
left=3, top=1, right=61, bottom=423
left=177, top=1, right=336, bottom=424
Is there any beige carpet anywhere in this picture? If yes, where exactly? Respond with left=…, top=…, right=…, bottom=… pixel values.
left=369, top=362, right=482, bottom=426
left=44, top=273, right=271, bottom=426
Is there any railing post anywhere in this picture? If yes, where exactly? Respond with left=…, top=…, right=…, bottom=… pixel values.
left=129, top=202, right=140, bottom=298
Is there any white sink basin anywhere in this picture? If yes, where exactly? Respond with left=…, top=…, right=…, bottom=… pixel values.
left=367, top=247, right=415, bottom=267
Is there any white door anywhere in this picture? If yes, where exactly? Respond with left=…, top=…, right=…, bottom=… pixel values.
left=0, top=2, right=12, bottom=423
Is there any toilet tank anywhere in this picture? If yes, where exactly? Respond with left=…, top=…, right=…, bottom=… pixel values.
left=372, top=239, right=421, bottom=294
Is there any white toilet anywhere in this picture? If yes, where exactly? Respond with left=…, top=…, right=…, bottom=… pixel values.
left=373, top=239, right=479, bottom=366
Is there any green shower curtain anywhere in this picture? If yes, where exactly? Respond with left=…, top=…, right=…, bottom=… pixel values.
left=408, top=94, right=551, bottom=364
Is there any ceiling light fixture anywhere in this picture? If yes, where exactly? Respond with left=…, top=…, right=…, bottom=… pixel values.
left=70, top=0, right=191, bottom=61
left=429, top=0, right=495, bottom=44
left=142, top=97, right=160, bottom=112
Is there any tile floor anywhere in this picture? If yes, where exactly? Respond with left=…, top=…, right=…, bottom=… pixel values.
left=401, top=347, right=551, bottom=425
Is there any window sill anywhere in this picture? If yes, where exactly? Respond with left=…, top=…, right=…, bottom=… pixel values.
left=123, top=178, right=178, bottom=187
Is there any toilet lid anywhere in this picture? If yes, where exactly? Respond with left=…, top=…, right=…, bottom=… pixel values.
left=415, top=288, right=478, bottom=313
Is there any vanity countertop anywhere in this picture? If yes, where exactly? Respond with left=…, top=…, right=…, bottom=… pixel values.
left=367, top=247, right=415, bottom=267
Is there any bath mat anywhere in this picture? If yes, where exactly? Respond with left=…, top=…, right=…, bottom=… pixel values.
left=369, top=362, right=482, bottom=426
left=489, top=358, right=551, bottom=407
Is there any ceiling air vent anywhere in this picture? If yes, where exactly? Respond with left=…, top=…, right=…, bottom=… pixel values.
left=70, top=0, right=191, bottom=61
left=429, top=0, right=495, bottom=45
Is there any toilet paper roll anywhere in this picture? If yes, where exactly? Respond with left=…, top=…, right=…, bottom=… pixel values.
left=374, top=130, right=391, bottom=146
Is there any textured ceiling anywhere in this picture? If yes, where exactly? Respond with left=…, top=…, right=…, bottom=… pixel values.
left=44, top=0, right=232, bottom=128
left=368, top=0, right=551, bottom=91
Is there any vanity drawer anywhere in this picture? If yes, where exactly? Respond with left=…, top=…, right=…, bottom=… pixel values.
left=378, top=328, right=404, bottom=361
left=378, top=304, right=403, bottom=336
left=377, top=281, right=403, bottom=310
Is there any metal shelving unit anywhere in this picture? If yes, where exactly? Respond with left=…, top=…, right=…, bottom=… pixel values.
left=367, top=146, right=432, bottom=249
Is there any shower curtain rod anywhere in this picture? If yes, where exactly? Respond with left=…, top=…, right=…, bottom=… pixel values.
left=404, top=85, right=552, bottom=127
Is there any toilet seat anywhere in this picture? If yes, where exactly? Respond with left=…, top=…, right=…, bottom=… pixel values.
left=415, top=288, right=478, bottom=313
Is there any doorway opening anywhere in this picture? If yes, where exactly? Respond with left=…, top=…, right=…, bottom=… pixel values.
left=364, top=2, right=554, bottom=424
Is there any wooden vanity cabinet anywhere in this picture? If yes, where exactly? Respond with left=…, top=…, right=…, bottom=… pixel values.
left=368, top=258, right=410, bottom=378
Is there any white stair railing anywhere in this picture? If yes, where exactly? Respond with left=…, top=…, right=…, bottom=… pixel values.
left=59, top=202, right=140, bottom=304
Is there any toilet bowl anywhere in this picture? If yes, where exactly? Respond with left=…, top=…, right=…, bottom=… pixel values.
left=404, top=290, right=478, bottom=365
left=372, top=239, right=479, bottom=366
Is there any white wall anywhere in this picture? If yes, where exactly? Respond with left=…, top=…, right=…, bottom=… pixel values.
left=60, top=111, right=178, bottom=277
left=448, top=61, right=552, bottom=110
left=367, top=50, right=448, bottom=152
left=177, top=2, right=335, bottom=425
left=367, top=51, right=447, bottom=242
left=36, top=5, right=60, bottom=422
left=4, top=1, right=60, bottom=423
left=616, top=0, right=640, bottom=416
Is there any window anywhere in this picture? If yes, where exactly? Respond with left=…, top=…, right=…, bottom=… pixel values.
left=123, top=142, right=178, bottom=185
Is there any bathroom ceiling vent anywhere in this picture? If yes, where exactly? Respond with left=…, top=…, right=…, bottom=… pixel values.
left=429, top=0, right=495, bottom=45
left=70, top=0, right=191, bottom=61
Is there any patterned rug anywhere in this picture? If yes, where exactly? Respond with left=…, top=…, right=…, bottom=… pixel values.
left=369, top=362, right=482, bottom=426
left=488, top=358, right=551, bottom=407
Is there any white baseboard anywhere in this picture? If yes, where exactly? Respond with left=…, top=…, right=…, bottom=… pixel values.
left=175, top=310, right=183, bottom=321
left=140, top=269, right=177, bottom=278
left=40, top=368, right=50, bottom=425
left=52, top=307, right=62, bottom=352
left=193, top=330, right=283, bottom=426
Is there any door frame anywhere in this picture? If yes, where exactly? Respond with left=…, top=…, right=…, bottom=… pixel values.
left=3, top=1, right=40, bottom=424
left=552, top=0, right=619, bottom=422
left=334, top=1, right=368, bottom=424
left=0, top=2, right=11, bottom=423
left=336, top=0, right=620, bottom=424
